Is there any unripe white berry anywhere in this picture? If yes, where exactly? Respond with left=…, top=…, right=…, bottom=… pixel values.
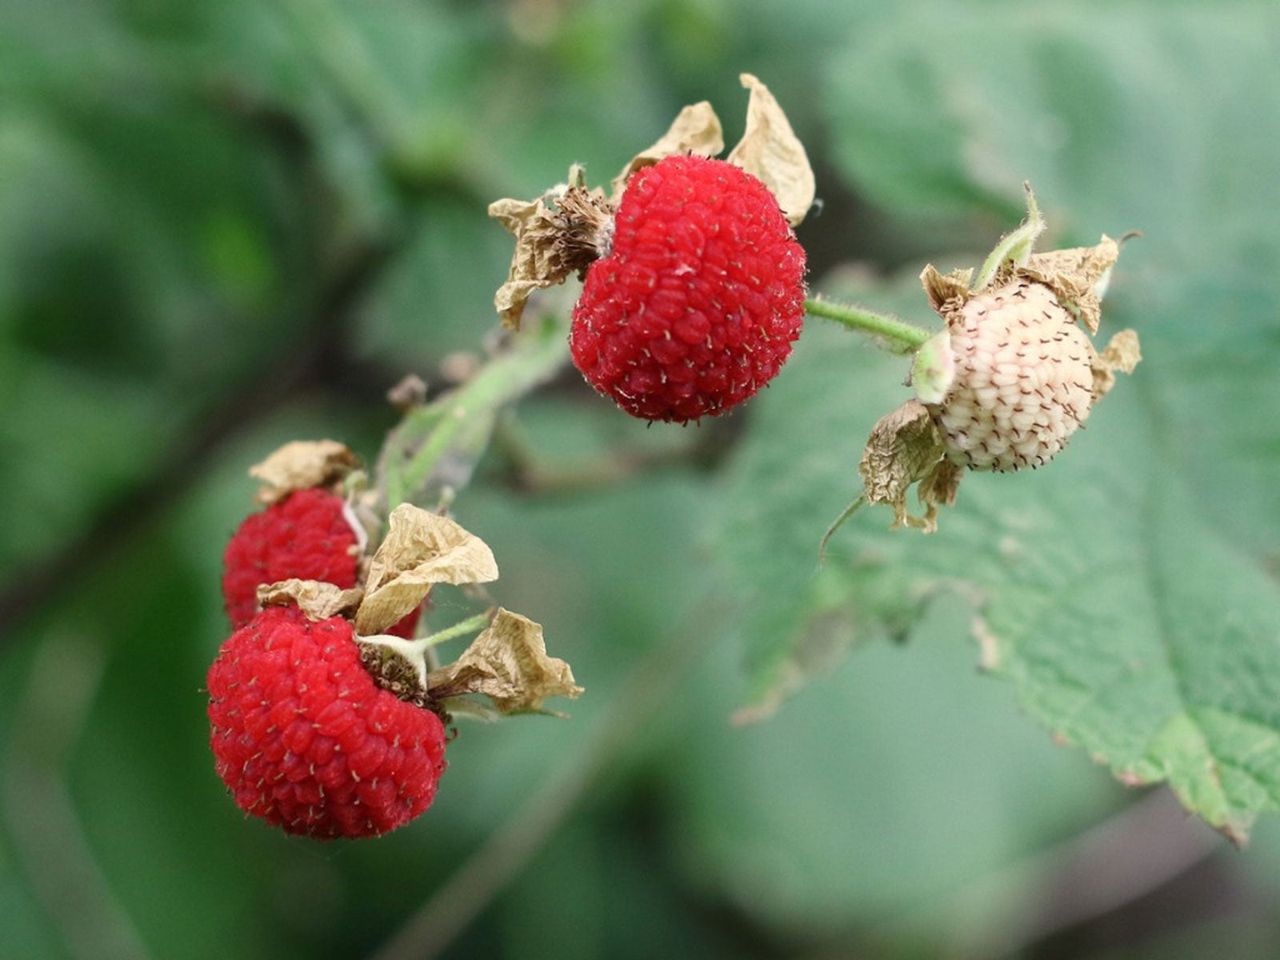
left=930, top=280, right=1093, bottom=472
left=841, top=211, right=1140, bottom=539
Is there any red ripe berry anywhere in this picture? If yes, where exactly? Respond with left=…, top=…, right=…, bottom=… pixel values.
left=570, top=155, right=807, bottom=423
left=222, top=487, right=419, bottom=638
left=222, top=489, right=359, bottom=629
left=207, top=606, right=447, bottom=838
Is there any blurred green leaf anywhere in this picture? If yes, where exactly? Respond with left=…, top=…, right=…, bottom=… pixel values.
left=714, top=265, right=1280, bottom=839
left=669, top=590, right=1119, bottom=940
left=706, top=0, right=1280, bottom=840
left=0, top=357, right=165, bottom=577
left=4, top=1, right=1280, bottom=956
left=355, top=195, right=517, bottom=365
left=827, top=3, right=1280, bottom=267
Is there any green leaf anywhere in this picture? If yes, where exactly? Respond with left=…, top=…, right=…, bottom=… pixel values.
left=827, top=4, right=1280, bottom=268
left=716, top=261, right=1280, bottom=838
left=668, top=590, right=1119, bottom=938
left=707, top=0, right=1280, bottom=840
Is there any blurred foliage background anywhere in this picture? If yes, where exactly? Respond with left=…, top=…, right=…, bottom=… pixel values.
left=2, top=1, right=1279, bottom=958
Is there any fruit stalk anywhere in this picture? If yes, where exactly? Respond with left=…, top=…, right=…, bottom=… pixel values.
left=358, top=611, right=494, bottom=692
left=398, top=611, right=492, bottom=653
left=803, top=297, right=933, bottom=353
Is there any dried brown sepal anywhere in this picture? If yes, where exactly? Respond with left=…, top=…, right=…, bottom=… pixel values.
left=919, top=264, right=975, bottom=313
left=859, top=400, right=955, bottom=531
left=916, top=458, right=963, bottom=532
left=490, top=165, right=613, bottom=329
left=489, top=195, right=561, bottom=330
left=426, top=608, right=583, bottom=715
left=612, top=101, right=725, bottom=197
left=249, top=440, right=359, bottom=505
left=1019, top=235, right=1121, bottom=334
left=258, top=579, right=364, bottom=621
left=355, top=504, right=499, bottom=635
left=725, top=73, right=815, bottom=227
left=1090, top=329, right=1142, bottom=402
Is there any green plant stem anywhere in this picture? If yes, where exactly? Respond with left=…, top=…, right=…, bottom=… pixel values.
left=973, top=181, right=1043, bottom=291
left=804, top=297, right=933, bottom=353
left=378, top=314, right=570, bottom=514
left=419, top=611, right=492, bottom=650
left=818, top=495, right=866, bottom=566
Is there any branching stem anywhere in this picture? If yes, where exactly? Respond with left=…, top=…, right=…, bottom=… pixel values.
left=377, top=314, right=570, bottom=516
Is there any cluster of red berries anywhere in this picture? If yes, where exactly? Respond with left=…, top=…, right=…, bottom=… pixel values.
left=208, top=483, right=445, bottom=839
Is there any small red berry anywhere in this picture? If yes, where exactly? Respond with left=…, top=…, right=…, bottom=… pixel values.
left=223, top=487, right=419, bottom=638
left=207, top=606, right=447, bottom=838
left=570, top=155, right=806, bottom=423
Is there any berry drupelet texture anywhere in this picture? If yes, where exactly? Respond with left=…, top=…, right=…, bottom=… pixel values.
left=207, top=606, right=447, bottom=839
left=222, top=488, right=360, bottom=629
left=222, top=487, right=419, bottom=638
left=931, top=280, right=1094, bottom=472
left=570, top=155, right=806, bottom=423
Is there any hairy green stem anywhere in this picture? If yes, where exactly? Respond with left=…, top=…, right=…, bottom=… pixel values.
left=420, top=611, right=493, bottom=650
left=804, top=297, right=933, bottom=353
left=973, top=182, right=1043, bottom=291
left=378, top=314, right=570, bottom=515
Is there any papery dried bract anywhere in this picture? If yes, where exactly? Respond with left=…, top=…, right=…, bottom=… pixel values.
left=249, top=440, right=359, bottom=505
left=726, top=73, right=815, bottom=226
left=427, top=608, right=583, bottom=714
left=612, top=101, right=724, bottom=196
left=916, top=458, right=963, bottom=528
left=355, top=504, right=498, bottom=635
left=258, top=579, right=364, bottom=621
left=919, top=264, right=974, bottom=313
left=859, top=400, right=954, bottom=532
left=1022, top=235, right=1122, bottom=334
left=1091, top=328, right=1142, bottom=401
left=490, top=165, right=612, bottom=330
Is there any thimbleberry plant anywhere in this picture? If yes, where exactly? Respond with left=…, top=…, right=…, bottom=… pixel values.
left=206, top=71, right=1280, bottom=852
